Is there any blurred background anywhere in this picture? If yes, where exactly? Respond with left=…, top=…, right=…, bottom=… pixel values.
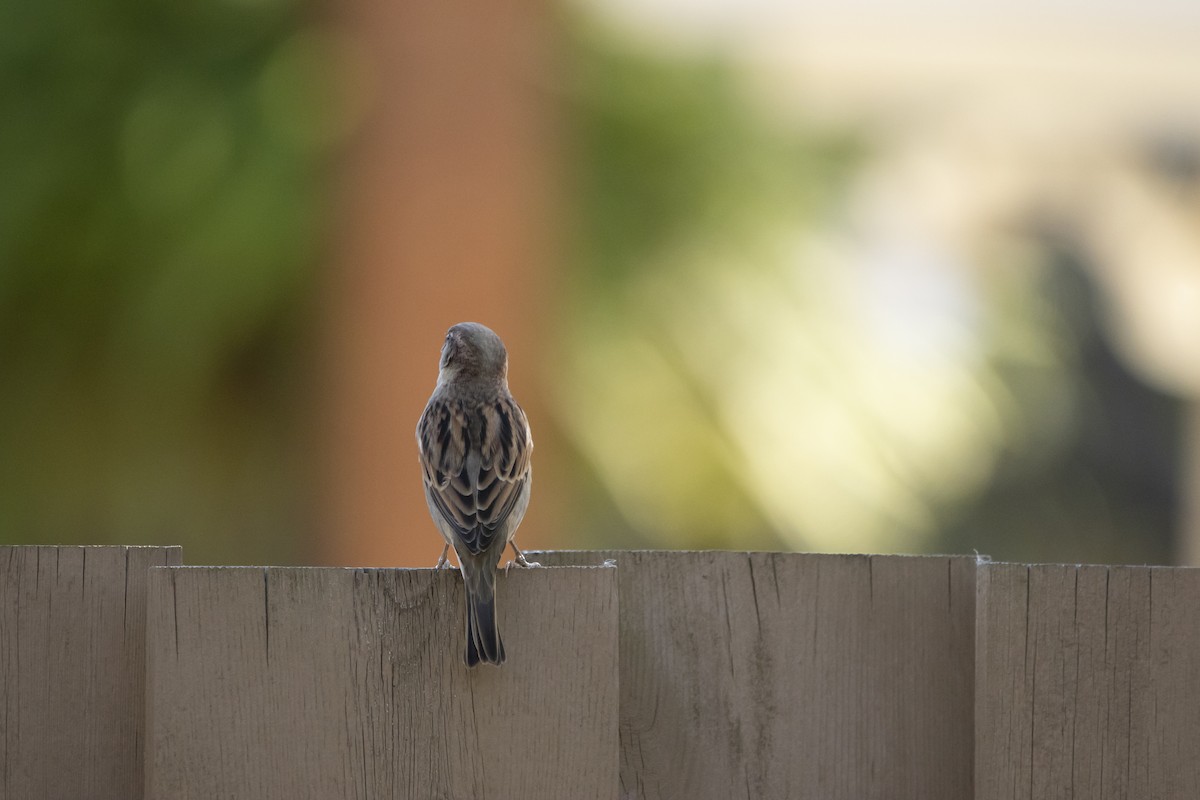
left=2, top=0, right=1199, bottom=567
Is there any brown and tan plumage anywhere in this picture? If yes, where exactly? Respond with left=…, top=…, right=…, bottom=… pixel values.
left=416, top=322, right=536, bottom=666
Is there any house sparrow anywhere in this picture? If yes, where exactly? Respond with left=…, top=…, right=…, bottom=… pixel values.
left=416, top=322, right=537, bottom=666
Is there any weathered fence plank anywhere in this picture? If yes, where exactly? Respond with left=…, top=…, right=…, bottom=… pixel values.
left=145, top=566, right=619, bottom=800
left=536, top=551, right=976, bottom=800
left=976, top=563, right=1200, bottom=800
left=0, top=545, right=182, bottom=800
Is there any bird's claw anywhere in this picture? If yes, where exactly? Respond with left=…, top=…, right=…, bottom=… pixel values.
left=434, top=545, right=456, bottom=570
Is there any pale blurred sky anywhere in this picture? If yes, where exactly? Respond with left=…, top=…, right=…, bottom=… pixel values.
left=584, top=0, right=1200, bottom=123
left=588, top=0, right=1200, bottom=36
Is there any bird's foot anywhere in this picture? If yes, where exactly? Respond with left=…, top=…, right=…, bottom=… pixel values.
left=511, top=547, right=540, bottom=569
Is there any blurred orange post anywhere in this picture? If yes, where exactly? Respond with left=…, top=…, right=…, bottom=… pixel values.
left=319, top=0, right=562, bottom=566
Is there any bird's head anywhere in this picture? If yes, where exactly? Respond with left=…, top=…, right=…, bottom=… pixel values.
left=437, top=322, right=509, bottom=387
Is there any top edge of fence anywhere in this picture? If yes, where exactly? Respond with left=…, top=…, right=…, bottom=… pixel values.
left=147, top=563, right=618, bottom=572
left=531, top=548, right=986, bottom=560
left=14, top=546, right=1193, bottom=571
left=978, top=560, right=1200, bottom=571
left=0, top=544, right=182, bottom=550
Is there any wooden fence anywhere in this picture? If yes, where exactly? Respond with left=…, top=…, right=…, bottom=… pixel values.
left=1, top=546, right=182, bottom=799
left=2, top=546, right=1198, bottom=799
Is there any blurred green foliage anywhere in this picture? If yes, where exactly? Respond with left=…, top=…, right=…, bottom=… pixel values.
left=0, top=0, right=344, bottom=562
left=559, top=17, right=867, bottom=551
left=566, top=25, right=862, bottom=296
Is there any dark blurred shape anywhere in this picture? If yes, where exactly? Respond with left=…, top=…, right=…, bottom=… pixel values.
left=940, top=243, right=1182, bottom=565
left=1143, top=131, right=1200, bottom=198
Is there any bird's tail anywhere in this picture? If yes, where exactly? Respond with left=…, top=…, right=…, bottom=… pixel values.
left=462, top=556, right=505, bottom=667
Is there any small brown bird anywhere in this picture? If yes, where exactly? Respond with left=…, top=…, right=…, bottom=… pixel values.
left=416, top=322, right=537, bottom=666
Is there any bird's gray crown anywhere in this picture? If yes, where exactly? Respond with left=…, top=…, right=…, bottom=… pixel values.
left=438, top=322, right=509, bottom=385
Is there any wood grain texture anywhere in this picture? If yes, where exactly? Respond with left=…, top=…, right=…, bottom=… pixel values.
left=145, top=566, right=618, bottom=800
left=535, top=551, right=976, bottom=800
left=0, top=545, right=182, bottom=800
left=976, top=563, right=1200, bottom=800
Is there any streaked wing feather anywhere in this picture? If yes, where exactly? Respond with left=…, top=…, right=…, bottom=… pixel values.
left=417, top=394, right=532, bottom=555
